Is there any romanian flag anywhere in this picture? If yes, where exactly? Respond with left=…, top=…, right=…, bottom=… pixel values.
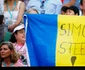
left=24, top=14, right=85, bottom=66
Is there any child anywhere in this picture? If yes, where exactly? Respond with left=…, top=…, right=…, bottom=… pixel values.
left=66, top=6, right=79, bottom=15
left=61, top=6, right=69, bottom=15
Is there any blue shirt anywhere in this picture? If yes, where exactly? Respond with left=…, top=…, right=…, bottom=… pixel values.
left=26, top=0, right=62, bottom=14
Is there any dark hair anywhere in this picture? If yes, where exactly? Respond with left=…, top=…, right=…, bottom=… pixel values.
left=80, top=0, right=83, bottom=5
left=9, top=28, right=25, bottom=43
left=0, top=42, right=19, bottom=64
left=67, top=6, right=79, bottom=15
left=0, top=15, right=4, bottom=24
left=61, top=6, right=69, bottom=13
left=9, top=31, right=17, bottom=43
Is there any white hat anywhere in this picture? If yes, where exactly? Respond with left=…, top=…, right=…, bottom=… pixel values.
left=13, top=24, right=24, bottom=33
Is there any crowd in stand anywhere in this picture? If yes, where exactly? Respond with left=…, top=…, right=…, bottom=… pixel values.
left=0, top=0, right=85, bottom=67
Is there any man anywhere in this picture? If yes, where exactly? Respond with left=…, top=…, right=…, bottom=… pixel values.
left=26, top=0, right=62, bottom=14
left=80, top=0, right=85, bottom=16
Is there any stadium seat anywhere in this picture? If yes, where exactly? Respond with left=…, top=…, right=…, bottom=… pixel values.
left=4, top=31, right=12, bottom=41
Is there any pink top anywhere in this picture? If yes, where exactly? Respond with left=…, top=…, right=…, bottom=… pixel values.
left=13, top=43, right=30, bottom=66
left=13, top=60, right=27, bottom=67
left=2, top=59, right=27, bottom=67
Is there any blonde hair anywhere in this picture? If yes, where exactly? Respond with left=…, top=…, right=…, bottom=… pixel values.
left=0, top=42, right=19, bottom=63
left=27, top=8, right=39, bottom=14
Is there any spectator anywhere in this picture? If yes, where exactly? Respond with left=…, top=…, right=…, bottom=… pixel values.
left=0, top=41, right=26, bottom=67
left=26, top=0, right=62, bottom=14
left=66, top=6, right=79, bottom=15
left=4, top=0, right=25, bottom=32
left=0, top=0, right=4, bottom=43
left=0, top=15, right=4, bottom=43
left=80, top=0, right=85, bottom=16
left=61, top=6, right=68, bottom=15
left=9, top=24, right=30, bottom=66
left=26, top=7, right=39, bottom=14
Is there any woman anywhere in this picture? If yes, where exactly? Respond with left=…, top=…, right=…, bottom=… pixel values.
left=4, top=0, right=25, bottom=32
left=0, top=41, right=25, bottom=67
left=9, top=24, right=30, bottom=66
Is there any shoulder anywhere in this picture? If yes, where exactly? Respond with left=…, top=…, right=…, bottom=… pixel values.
left=19, top=1, right=25, bottom=9
left=19, top=1, right=25, bottom=7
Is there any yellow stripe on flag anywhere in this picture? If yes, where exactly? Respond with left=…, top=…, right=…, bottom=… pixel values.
left=56, top=15, right=85, bottom=66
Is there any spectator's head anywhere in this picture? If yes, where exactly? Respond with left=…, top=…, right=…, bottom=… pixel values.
left=66, top=6, right=79, bottom=15
left=9, top=24, right=25, bottom=43
left=26, top=6, right=39, bottom=14
left=61, top=6, right=68, bottom=15
left=27, top=8, right=39, bottom=14
left=80, top=0, right=85, bottom=12
left=0, top=41, right=19, bottom=64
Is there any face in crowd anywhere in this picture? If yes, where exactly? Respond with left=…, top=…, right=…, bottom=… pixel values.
left=66, top=9, right=76, bottom=15
left=14, top=28, right=25, bottom=43
left=80, top=0, right=85, bottom=11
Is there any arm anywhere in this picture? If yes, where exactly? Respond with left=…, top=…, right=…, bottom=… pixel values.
left=8, top=1, right=25, bottom=32
left=63, top=0, right=76, bottom=7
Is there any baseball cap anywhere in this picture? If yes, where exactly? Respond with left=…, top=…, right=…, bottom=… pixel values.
left=13, top=24, right=24, bottom=33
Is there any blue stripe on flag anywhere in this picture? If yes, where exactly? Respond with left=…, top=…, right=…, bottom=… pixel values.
left=24, top=14, right=58, bottom=66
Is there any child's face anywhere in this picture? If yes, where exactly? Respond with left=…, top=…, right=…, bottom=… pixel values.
left=66, top=9, right=75, bottom=15
left=61, top=11, right=66, bottom=15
